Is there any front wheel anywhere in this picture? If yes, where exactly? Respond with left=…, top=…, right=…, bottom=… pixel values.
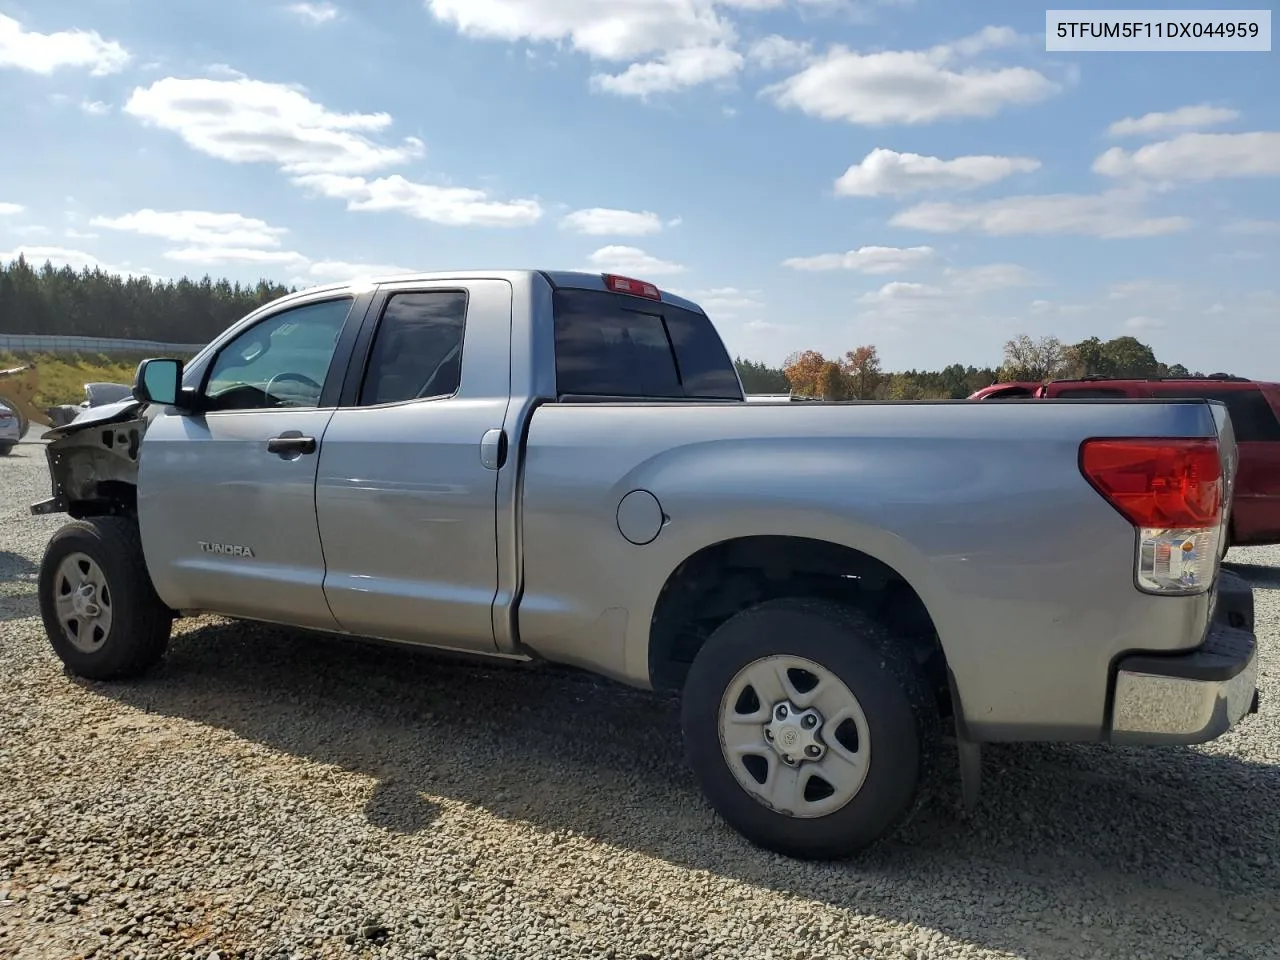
left=681, top=598, right=941, bottom=860
left=0, top=442, right=13, bottom=456
left=39, top=517, right=173, bottom=680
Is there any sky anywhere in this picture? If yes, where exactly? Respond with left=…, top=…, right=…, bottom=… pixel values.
left=0, top=0, right=1277, bottom=375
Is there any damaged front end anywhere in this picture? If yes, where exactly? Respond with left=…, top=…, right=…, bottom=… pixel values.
left=30, top=400, right=154, bottom=519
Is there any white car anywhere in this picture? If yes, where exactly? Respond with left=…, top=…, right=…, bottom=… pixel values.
left=0, top=399, right=20, bottom=454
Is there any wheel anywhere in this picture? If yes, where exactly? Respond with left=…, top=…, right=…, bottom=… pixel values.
left=39, top=517, right=173, bottom=680
left=681, top=598, right=941, bottom=860
left=0, top=442, right=13, bottom=456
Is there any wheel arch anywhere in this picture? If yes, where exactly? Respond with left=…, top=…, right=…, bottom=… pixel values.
left=645, top=534, right=957, bottom=726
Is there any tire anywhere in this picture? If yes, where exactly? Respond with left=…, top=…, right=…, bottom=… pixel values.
left=0, top=442, right=13, bottom=456
left=681, top=598, right=941, bottom=860
left=39, top=517, right=173, bottom=680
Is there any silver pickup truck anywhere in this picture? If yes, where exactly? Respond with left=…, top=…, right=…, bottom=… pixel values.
left=31, top=269, right=1260, bottom=860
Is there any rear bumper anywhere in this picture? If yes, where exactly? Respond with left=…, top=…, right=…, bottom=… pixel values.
left=1108, top=573, right=1259, bottom=746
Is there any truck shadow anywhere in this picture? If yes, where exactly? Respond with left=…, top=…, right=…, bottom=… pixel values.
left=1223, top=560, right=1280, bottom=590
left=85, top=618, right=1279, bottom=960
left=0, top=549, right=39, bottom=622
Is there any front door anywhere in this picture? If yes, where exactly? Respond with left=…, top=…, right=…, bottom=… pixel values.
left=138, top=294, right=362, bottom=629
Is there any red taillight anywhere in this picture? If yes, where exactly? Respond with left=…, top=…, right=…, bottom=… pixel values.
left=1080, top=438, right=1222, bottom=528
left=603, top=274, right=661, bottom=300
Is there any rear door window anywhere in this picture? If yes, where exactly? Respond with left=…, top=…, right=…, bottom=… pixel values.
left=358, top=290, right=468, bottom=405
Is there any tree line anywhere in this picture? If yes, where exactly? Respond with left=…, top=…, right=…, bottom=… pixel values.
left=2, top=254, right=1228, bottom=395
left=738, top=334, right=1228, bottom=399
left=0, top=254, right=291, bottom=343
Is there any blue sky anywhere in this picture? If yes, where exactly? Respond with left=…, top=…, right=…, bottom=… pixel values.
left=1, top=0, right=1277, bottom=375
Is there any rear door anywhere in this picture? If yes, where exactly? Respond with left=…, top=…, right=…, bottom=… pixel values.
left=313, top=279, right=512, bottom=652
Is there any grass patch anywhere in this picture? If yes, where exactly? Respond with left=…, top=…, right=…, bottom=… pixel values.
left=0, top=351, right=191, bottom=407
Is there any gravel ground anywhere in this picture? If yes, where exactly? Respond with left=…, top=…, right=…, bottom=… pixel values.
left=2, top=434, right=1278, bottom=960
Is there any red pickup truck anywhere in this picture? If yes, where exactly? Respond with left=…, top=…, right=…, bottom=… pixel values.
left=970, top=375, right=1280, bottom=548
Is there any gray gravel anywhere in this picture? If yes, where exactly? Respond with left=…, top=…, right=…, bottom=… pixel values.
left=2, top=435, right=1278, bottom=960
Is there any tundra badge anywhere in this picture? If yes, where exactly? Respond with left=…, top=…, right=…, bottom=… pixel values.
left=198, top=540, right=255, bottom=558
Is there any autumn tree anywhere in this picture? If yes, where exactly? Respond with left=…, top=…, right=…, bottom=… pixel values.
left=782, top=350, right=829, bottom=398
left=999, top=334, right=1070, bottom=382
left=841, top=345, right=882, bottom=400
left=816, top=360, right=847, bottom=400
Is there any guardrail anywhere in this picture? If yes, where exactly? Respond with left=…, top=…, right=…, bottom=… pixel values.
left=0, top=334, right=205, bottom=355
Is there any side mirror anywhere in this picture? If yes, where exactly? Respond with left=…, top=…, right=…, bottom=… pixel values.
left=132, top=358, right=183, bottom=406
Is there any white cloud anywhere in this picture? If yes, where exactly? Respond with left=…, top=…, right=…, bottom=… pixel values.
left=206, top=63, right=248, bottom=79
left=80, top=99, right=111, bottom=115
left=287, top=2, right=340, bottom=24
left=943, top=262, right=1034, bottom=294
left=859, top=280, right=943, bottom=303
left=763, top=28, right=1056, bottom=125
left=7, top=225, right=49, bottom=237
left=0, top=202, right=23, bottom=216
left=561, top=207, right=666, bottom=236
left=425, top=0, right=743, bottom=62
left=0, top=14, right=130, bottom=75
left=425, top=1, right=829, bottom=95
left=124, top=76, right=541, bottom=227
left=65, top=228, right=99, bottom=240
left=834, top=147, right=1040, bottom=197
left=124, top=77, right=425, bottom=176
left=1222, top=219, right=1280, bottom=235
left=91, top=209, right=289, bottom=248
left=586, top=244, right=685, bottom=276
left=852, top=259, right=1035, bottom=329
left=940, top=25, right=1027, bottom=57
left=163, top=247, right=308, bottom=266
left=294, top=173, right=543, bottom=227
left=592, top=44, right=742, bottom=97
left=891, top=190, right=1190, bottom=238
left=1093, top=132, right=1280, bottom=182
left=1107, top=104, right=1239, bottom=138
left=748, top=35, right=813, bottom=69
left=1124, top=315, right=1165, bottom=331
left=0, top=245, right=157, bottom=278
left=1105, top=280, right=1189, bottom=313
left=302, top=259, right=415, bottom=283
left=857, top=263, right=1031, bottom=302
left=783, top=245, right=934, bottom=273
left=1029, top=299, right=1088, bottom=317
left=670, top=285, right=764, bottom=316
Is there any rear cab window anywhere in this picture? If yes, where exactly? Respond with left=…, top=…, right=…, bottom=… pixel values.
left=551, top=288, right=743, bottom=400
left=1148, top=386, right=1280, bottom=442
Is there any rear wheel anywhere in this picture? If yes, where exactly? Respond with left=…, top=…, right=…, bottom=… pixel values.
left=39, top=517, right=173, bottom=680
left=0, top=442, right=13, bottom=456
left=681, top=598, right=941, bottom=860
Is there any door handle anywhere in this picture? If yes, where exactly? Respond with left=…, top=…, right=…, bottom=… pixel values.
left=267, top=434, right=317, bottom=456
left=480, top=428, right=507, bottom=470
